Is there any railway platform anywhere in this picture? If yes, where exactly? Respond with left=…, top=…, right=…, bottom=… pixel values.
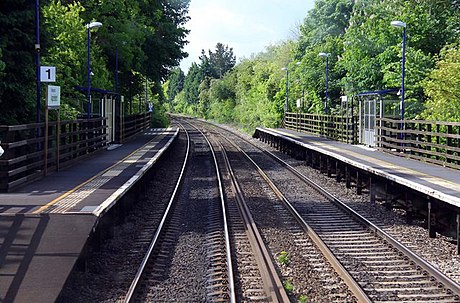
left=0, top=128, right=178, bottom=303
left=254, top=127, right=460, bottom=250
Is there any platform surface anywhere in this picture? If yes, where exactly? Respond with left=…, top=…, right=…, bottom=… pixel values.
left=0, top=128, right=178, bottom=302
left=258, top=127, right=460, bottom=207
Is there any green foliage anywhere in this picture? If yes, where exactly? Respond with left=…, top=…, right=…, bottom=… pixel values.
left=42, top=0, right=94, bottom=115
left=200, top=43, right=236, bottom=79
left=150, top=98, right=169, bottom=127
left=0, top=48, right=5, bottom=74
left=0, top=0, right=189, bottom=125
left=166, top=67, right=185, bottom=103
left=299, top=295, right=309, bottom=303
left=183, top=62, right=204, bottom=105
left=167, top=0, right=460, bottom=127
left=277, top=251, right=290, bottom=266
left=283, top=280, right=294, bottom=293
left=421, top=45, right=460, bottom=121
left=0, top=0, right=38, bottom=124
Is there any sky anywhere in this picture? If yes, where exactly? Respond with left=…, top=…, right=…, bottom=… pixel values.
left=179, top=0, right=316, bottom=72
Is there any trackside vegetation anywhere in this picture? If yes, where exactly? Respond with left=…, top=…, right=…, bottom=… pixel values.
left=166, top=0, right=460, bottom=132
left=0, top=0, right=190, bottom=125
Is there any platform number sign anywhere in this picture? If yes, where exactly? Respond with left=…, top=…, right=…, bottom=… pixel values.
left=40, top=66, right=56, bottom=82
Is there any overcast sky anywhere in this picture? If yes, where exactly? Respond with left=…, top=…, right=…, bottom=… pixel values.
left=180, top=0, right=316, bottom=71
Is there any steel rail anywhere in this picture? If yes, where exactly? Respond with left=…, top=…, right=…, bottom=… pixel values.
left=264, top=145, right=460, bottom=297
left=214, top=128, right=372, bottom=303
left=123, top=122, right=191, bottom=303
left=215, top=134, right=290, bottom=303
left=204, top=119, right=460, bottom=298
left=184, top=121, right=236, bottom=303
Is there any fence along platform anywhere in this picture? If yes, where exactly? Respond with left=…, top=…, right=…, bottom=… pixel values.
left=0, top=128, right=178, bottom=303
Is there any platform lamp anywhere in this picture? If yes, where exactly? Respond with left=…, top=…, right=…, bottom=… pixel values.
left=35, top=0, right=41, bottom=125
left=86, top=21, right=103, bottom=119
left=281, top=66, right=289, bottom=112
left=391, top=20, right=406, bottom=122
left=318, top=52, right=330, bottom=114
left=35, top=0, right=41, bottom=151
left=281, top=62, right=301, bottom=112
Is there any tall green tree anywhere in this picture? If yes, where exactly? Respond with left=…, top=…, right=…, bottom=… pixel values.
left=421, top=45, right=460, bottom=121
left=183, top=62, right=204, bottom=105
left=199, top=42, right=236, bottom=79
left=43, top=0, right=111, bottom=118
left=166, top=67, right=185, bottom=103
left=83, top=0, right=190, bottom=100
left=341, top=0, right=460, bottom=117
left=0, top=0, right=39, bottom=124
left=0, top=48, right=5, bottom=74
left=296, top=0, right=353, bottom=112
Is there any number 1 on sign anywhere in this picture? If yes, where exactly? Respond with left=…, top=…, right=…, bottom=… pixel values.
left=40, top=66, right=56, bottom=82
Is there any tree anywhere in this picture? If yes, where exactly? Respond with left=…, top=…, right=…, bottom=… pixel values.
left=199, top=43, right=236, bottom=79
left=421, top=45, right=460, bottom=121
left=339, top=0, right=460, bottom=117
left=42, top=0, right=107, bottom=117
left=0, top=0, right=39, bottom=124
left=166, top=67, right=185, bottom=103
left=183, top=62, right=204, bottom=105
left=0, top=48, right=5, bottom=74
left=298, top=0, right=353, bottom=49
left=83, top=0, right=190, bottom=100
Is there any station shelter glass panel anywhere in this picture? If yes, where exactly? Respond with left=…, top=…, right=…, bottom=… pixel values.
left=356, top=89, right=400, bottom=147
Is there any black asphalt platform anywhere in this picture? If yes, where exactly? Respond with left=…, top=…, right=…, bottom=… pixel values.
left=0, top=128, right=178, bottom=302
left=256, top=127, right=460, bottom=207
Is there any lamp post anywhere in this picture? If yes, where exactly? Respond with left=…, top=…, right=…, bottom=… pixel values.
left=318, top=52, right=330, bottom=114
left=86, top=21, right=102, bottom=119
left=281, top=62, right=301, bottom=112
left=281, top=67, right=289, bottom=112
left=35, top=0, right=41, bottom=125
left=391, top=20, right=407, bottom=122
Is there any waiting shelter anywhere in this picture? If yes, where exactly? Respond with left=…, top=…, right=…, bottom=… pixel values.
left=355, top=89, right=400, bottom=147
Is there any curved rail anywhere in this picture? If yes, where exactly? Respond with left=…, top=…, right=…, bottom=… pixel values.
left=203, top=119, right=460, bottom=299
left=215, top=133, right=290, bottom=302
left=213, top=126, right=371, bottom=303
left=182, top=120, right=236, bottom=303
left=259, top=136, right=460, bottom=297
left=123, top=123, right=191, bottom=303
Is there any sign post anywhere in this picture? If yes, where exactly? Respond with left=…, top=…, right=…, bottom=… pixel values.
left=40, top=66, right=57, bottom=174
left=45, top=85, right=61, bottom=174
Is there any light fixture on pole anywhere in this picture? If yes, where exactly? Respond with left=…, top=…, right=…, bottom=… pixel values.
left=391, top=20, right=406, bottom=122
left=86, top=21, right=102, bottom=119
left=281, top=67, right=289, bottom=112
left=35, top=0, right=41, bottom=125
left=318, top=52, right=330, bottom=114
left=281, top=62, right=301, bottom=112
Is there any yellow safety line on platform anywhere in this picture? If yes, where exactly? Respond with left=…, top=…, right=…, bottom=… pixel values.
left=271, top=128, right=460, bottom=191
left=32, top=130, right=168, bottom=214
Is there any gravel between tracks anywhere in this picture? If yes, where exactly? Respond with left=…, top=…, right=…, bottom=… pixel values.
left=59, top=121, right=460, bottom=302
left=58, top=133, right=187, bottom=303
left=223, top=123, right=460, bottom=286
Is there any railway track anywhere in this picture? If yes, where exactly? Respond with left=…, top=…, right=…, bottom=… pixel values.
left=123, top=120, right=293, bottom=302
left=188, top=117, right=460, bottom=302
left=123, top=122, right=234, bottom=302
left=211, top=127, right=290, bottom=302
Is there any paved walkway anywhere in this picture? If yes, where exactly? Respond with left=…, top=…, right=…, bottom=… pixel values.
left=0, top=128, right=178, bottom=302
